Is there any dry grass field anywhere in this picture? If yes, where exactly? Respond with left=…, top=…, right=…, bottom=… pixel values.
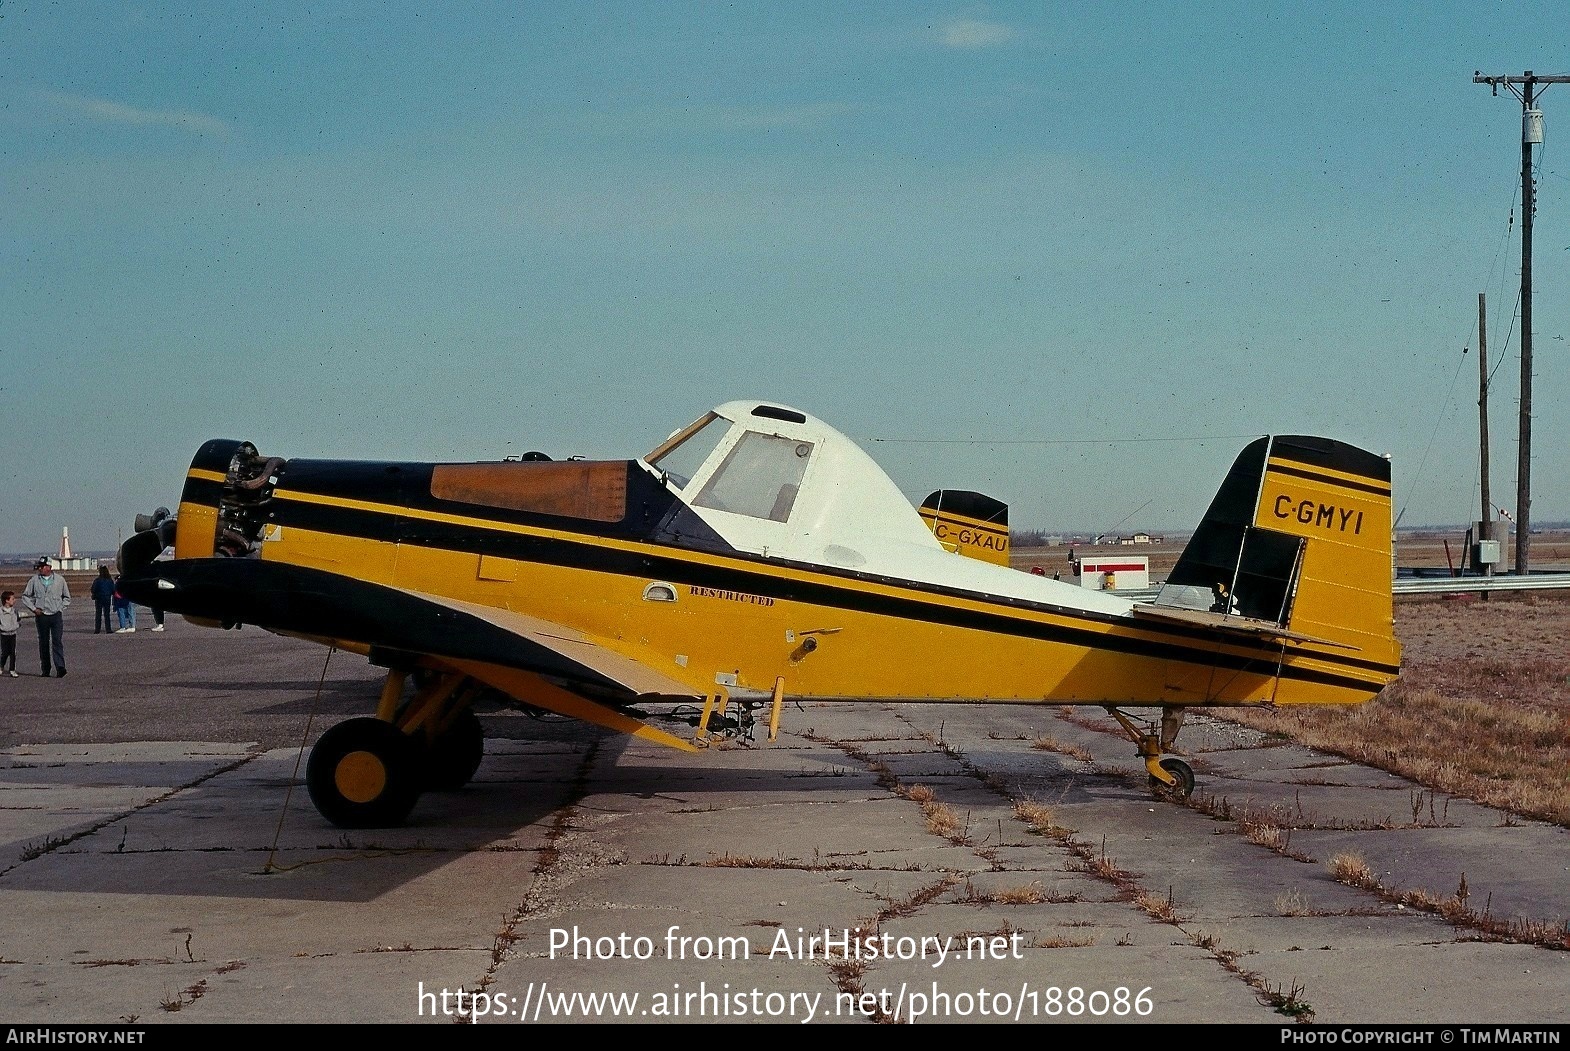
left=0, top=569, right=122, bottom=615
left=1320, top=531, right=1567, bottom=828
left=1225, top=594, right=1570, bottom=827
left=0, top=569, right=100, bottom=603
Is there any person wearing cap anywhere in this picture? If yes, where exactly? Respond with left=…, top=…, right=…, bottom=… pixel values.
left=21, top=560, right=70, bottom=678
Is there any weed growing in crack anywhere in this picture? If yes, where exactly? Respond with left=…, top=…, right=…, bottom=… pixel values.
left=1034, top=934, right=1097, bottom=948
left=960, top=880, right=1048, bottom=905
left=1328, top=851, right=1376, bottom=890
left=1134, top=888, right=1183, bottom=923
left=18, top=835, right=69, bottom=862
left=870, top=875, right=962, bottom=925
left=158, top=979, right=208, bottom=1014
left=1031, top=734, right=1094, bottom=762
left=1330, top=856, right=1568, bottom=949
left=1012, top=799, right=1074, bottom=841
left=1259, top=979, right=1314, bottom=1022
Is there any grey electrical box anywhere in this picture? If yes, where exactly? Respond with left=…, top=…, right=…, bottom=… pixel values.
left=1525, top=110, right=1545, bottom=145
left=1473, top=519, right=1508, bottom=541
left=1474, top=540, right=1502, bottom=566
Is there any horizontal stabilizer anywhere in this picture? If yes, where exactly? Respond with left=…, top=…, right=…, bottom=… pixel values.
left=1129, top=603, right=1355, bottom=649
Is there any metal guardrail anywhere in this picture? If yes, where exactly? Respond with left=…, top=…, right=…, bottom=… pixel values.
left=1108, top=574, right=1570, bottom=602
left=1392, top=573, right=1570, bottom=595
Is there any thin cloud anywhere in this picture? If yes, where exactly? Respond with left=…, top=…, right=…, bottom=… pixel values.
left=43, top=91, right=232, bottom=137
left=938, top=19, right=1015, bottom=49
left=713, top=102, right=854, bottom=130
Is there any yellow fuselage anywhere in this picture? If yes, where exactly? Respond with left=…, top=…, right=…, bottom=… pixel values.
left=174, top=466, right=1397, bottom=711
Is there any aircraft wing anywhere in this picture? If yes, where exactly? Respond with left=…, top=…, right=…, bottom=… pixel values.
left=120, top=557, right=704, bottom=701
left=405, top=591, right=701, bottom=698
left=1128, top=603, right=1357, bottom=650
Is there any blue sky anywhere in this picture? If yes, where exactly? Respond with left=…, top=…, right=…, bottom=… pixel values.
left=3, top=2, right=1568, bottom=551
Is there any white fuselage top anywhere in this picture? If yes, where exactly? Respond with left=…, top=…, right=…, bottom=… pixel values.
left=641, top=400, right=1131, bottom=615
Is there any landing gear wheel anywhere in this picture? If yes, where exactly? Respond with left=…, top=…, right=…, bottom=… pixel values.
left=1149, top=757, right=1195, bottom=801
left=422, top=709, right=484, bottom=791
left=307, top=717, right=421, bottom=828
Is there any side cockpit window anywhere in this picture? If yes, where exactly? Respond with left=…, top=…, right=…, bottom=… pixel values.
left=694, top=432, right=813, bottom=523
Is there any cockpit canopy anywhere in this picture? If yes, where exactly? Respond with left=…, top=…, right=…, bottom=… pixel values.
left=644, top=400, right=943, bottom=569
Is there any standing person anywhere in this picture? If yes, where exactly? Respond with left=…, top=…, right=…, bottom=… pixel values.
left=21, top=559, right=70, bottom=677
left=113, top=582, right=136, bottom=633
left=150, top=606, right=165, bottom=632
left=0, top=591, right=21, bottom=677
left=91, top=566, right=115, bottom=634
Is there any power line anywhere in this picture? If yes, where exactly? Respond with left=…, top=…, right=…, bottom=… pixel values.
left=867, top=433, right=1267, bottom=446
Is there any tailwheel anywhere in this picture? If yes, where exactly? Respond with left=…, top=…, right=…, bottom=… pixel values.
left=1103, top=705, right=1196, bottom=802
left=306, top=717, right=421, bottom=828
left=422, top=708, right=485, bottom=791
left=1149, top=757, right=1195, bottom=800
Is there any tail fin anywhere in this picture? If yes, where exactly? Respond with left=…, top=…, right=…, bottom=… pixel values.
left=919, top=490, right=1010, bottom=566
left=1157, top=436, right=1398, bottom=664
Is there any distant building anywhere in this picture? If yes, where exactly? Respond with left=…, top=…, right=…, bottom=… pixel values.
left=1115, top=532, right=1163, bottom=545
left=1078, top=554, right=1150, bottom=591
left=46, top=527, right=98, bottom=571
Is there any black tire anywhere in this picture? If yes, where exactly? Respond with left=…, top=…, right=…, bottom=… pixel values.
left=422, top=709, right=485, bottom=791
left=306, top=718, right=421, bottom=828
left=1150, top=756, right=1195, bottom=801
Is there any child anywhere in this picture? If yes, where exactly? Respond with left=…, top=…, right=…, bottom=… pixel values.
left=0, top=591, right=19, bottom=676
left=113, top=586, right=136, bottom=633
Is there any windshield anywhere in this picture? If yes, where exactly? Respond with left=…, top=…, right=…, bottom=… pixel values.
left=645, top=413, right=725, bottom=491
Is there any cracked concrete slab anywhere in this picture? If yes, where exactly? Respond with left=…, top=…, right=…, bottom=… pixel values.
left=0, top=627, right=1566, bottom=1024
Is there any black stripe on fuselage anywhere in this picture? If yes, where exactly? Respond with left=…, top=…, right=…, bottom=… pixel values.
left=118, top=558, right=637, bottom=697
left=262, top=491, right=1397, bottom=691
left=181, top=476, right=227, bottom=506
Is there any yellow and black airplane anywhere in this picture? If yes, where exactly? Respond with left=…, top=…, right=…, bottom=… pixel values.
left=116, top=400, right=1401, bottom=828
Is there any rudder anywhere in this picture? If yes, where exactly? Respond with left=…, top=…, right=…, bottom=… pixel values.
left=1158, top=436, right=1398, bottom=668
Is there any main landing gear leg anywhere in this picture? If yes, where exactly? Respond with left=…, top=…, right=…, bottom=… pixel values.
left=305, top=667, right=486, bottom=828
left=1103, top=706, right=1195, bottom=801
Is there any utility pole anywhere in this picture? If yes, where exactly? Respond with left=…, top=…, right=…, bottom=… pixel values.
left=1474, top=70, right=1570, bottom=576
left=1477, top=292, right=1492, bottom=577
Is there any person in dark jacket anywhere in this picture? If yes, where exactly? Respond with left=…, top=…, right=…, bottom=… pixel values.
left=91, top=566, right=115, bottom=634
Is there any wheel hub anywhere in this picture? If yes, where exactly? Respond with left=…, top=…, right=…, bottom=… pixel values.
left=335, top=750, right=388, bottom=803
